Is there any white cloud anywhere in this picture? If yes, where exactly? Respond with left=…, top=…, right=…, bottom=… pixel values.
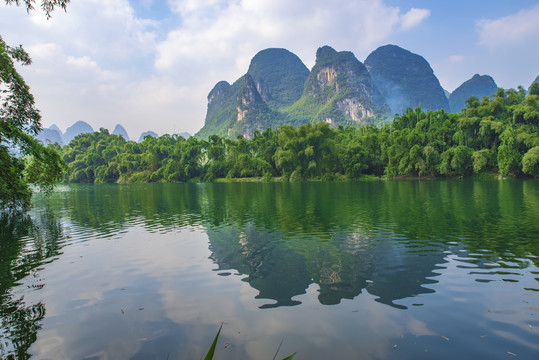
left=400, top=8, right=430, bottom=31
left=2, top=0, right=430, bottom=138
left=448, top=54, right=465, bottom=63
left=29, top=12, right=56, bottom=27
left=477, top=3, right=539, bottom=50
left=156, top=0, right=430, bottom=74
left=150, top=0, right=429, bottom=135
left=26, top=43, right=59, bottom=59
left=66, top=55, right=99, bottom=70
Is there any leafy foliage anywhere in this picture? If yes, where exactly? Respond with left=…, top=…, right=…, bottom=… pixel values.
left=0, top=36, right=67, bottom=213
left=60, top=87, right=539, bottom=183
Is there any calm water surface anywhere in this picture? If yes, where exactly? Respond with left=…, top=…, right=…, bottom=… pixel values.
left=1, top=180, right=538, bottom=359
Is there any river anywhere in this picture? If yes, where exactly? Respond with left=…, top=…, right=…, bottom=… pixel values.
left=1, top=180, right=538, bottom=359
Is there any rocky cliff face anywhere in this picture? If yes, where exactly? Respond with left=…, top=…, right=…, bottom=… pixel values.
left=197, top=44, right=455, bottom=138
left=227, top=75, right=284, bottom=139
left=365, top=44, right=449, bottom=114
left=197, top=48, right=303, bottom=139
left=236, top=75, right=261, bottom=121
left=206, top=81, right=231, bottom=121
left=449, top=74, right=498, bottom=112
left=293, top=46, right=389, bottom=125
left=197, top=79, right=243, bottom=139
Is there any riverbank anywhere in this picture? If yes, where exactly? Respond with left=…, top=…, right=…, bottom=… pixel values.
left=206, top=171, right=514, bottom=183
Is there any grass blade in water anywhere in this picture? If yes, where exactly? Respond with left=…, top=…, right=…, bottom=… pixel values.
left=204, top=324, right=222, bottom=360
left=272, top=339, right=285, bottom=360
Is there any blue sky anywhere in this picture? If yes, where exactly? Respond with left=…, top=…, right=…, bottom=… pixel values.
left=1, top=0, right=538, bottom=139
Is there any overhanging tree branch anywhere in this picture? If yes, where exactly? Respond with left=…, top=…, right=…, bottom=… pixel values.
left=4, top=0, right=70, bottom=18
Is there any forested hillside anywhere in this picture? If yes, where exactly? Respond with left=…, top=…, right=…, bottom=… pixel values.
left=58, top=85, right=539, bottom=183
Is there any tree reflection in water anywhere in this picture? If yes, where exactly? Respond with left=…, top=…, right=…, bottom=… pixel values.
left=0, top=209, right=65, bottom=359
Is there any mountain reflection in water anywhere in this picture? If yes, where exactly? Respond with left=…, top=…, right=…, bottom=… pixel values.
left=1, top=180, right=538, bottom=359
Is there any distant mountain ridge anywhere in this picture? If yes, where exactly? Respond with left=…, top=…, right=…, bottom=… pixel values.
left=449, top=74, right=498, bottom=113
left=197, top=44, right=459, bottom=138
left=37, top=127, right=63, bottom=146
left=364, top=44, right=449, bottom=114
left=33, top=50, right=535, bottom=143
left=63, top=121, right=94, bottom=145
left=36, top=122, right=178, bottom=146
left=138, top=131, right=158, bottom=143
left=112, top=124, right=130, bottom=141
left=48, top=124, right=62, bottom=134
left=197, top=44, right=536, bottom=139
left=197, top=46, right=391, bottom=139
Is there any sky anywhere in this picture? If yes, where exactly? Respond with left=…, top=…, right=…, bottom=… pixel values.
left=1, top=0, right=538, bottom=140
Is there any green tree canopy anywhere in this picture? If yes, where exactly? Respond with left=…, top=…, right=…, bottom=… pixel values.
left=1, top=1, right=69, bottom=213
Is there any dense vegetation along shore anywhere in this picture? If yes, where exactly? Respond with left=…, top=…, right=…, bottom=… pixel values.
left=59, top=86, right=539, bottom=183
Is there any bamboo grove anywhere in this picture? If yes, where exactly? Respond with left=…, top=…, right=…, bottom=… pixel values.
left=59, top=86, right=539, bottom=183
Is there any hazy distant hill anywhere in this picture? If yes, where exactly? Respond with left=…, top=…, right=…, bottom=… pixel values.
left=364, top=44, right=449, bottom=114
left=62, top=121, right=94, bottom=145
left=49, top=124, right=62, bottom=134
left=449, top=74, right=498, bottom=113
left=112, top=124, right=130, bottom=141
left=138, top=131, right=158, bottom=143
left=530, top=75, right=539, bottom=92
left=37, top=127, right=63, bottom=146
left=177, top=132, right=190, bottom=139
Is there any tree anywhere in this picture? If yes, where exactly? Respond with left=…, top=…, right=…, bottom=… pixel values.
left=4, top=0, right=70, bottom=19
left=497, top=128, right=521, bottom=177
left=522, top=146, right=539, bottom=177
left=1, top=1, right=69, bottom=213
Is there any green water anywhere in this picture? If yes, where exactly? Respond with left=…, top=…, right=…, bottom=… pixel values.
left=1, top=180, right=538, bottom=359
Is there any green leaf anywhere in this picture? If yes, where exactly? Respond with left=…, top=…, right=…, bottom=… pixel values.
left=272, top=339, right=296, bottom=360
left=204, top=324, right=222, bottom=360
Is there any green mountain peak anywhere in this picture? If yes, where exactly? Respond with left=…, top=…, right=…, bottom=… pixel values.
left=449, top=74, right=498, bottom=112
left=365, top=44, right=449, bottom=114
left=287, top=45, right=389, bottom=126
left=247, top=48, right=309, bottom=109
